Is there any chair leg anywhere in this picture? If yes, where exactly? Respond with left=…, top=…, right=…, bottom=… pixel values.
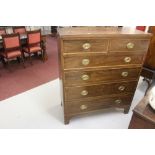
left=0, top=57, right=1, bottom=76
left=41, top=50, right=44, bottom=62
left=36, top=52, right=39, bottom=58
left=29, top=53, right=33, bottom=65
left=6, top=59, right=12, bottom=72
left=21, top=56, right=26, bottom=68
left=1, top=56, right=6, bottom=67
left=22, top=52, right=25, bottom=59
left=17, top=57, right=20, bottom=63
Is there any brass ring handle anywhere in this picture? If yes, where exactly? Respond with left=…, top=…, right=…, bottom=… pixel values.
left=124, top=57, right=131, bottom=63
left=118, top=85, right=125, bottom=91
left=126, top=42, right=134, bottom=49
left=82, top=43, right=91, bottom=50
left=81, top=90, right=88, bottom=96
left=81, top=74, right=90, bottom=81
left=115, top=99, right=122, bottom=104
left=82, top=59, right=90, bottom=66
left=80, top=104, right=88, bottom=110
left=121, top=71, right=128, bottom=77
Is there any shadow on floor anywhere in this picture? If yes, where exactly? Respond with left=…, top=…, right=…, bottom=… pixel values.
left=47, top=104, right=64, bottom=123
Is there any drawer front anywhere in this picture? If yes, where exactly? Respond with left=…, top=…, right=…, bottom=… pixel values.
left=64, top=67, right=141, bottom=86
left=64, top=52, right=144, bottom=69
left=109, top=39, right=150, bottom=51
left=65, top=81, right=137, bottom=101
left=65, top=95, right=133, bottom=115
left=63, top=39, right=108, bottom=53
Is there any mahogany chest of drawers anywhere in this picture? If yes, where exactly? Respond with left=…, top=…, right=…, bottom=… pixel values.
left=57, top=27, right=151, bottom=124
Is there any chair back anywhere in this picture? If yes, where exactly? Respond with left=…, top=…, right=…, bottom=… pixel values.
left=27, top=30, right=41, bottom=46
left=136, top=26, right=146, bottom=32
left=13, top=26, right=26, bottom=34
left=0, top=28, right=6, bottom=35
left=2, top=33, right=21, bottom=50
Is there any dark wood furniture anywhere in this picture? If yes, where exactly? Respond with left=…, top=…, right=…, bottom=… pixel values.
left=129, top=94, right=155, bottom=129
left=143, top=26, right=155, bottom=69
left=0, top=31, right=48, bottom=63
left=141, top=67, right=155, bottom=94
left=23, top=30, right=43, bottom=64
left=141, top=26, right=155, bottom=92
left=13, top=26, right=26, bottom=34
left=0, top=33, right=25, bottom=70
left=51, top=26, right=57, bottom=37
left=58, top=27, right=151, bottom=124
left=0, top=28, right=6, bottom=35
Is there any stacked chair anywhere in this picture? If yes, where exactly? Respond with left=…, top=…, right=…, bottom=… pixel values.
left=0, top=28, right=6, bottom=35
left=0, top=27, right=44, bottom=73
left=23, top=30, right=43, bottom=65
left=13, top=26, right=26, bottom=34
left=1, top=33, right=25, bottom=70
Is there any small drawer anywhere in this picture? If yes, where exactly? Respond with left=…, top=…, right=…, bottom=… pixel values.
left=63, top=52, right=144, bottom=69
left=65, top=95, right=133, bottom=115
left=63, top=39, right=108, bottom=53
left=64, top=67, right=141, bottom=86
left=109, top=39, right=150, bottom=51
left=65, top=81, right=137, bottom=101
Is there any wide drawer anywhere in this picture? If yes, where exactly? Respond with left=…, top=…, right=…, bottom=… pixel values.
left=109, top=39, right=150, bottom=51
left=63, top=39, right=108, bottom=53
left=63, top=52, right=144, bottom=69
left=65, top=81, right=137, bottom=101
left=64, top=67, right=141, bottom=86
left=65, top=95, right=133, bottom=115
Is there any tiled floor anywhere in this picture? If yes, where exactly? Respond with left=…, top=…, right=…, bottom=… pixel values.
left=0, top=77, right=147, bottom=129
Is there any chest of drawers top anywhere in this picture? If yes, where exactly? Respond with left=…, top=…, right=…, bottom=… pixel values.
left=58, top=27, right=151, bottom=39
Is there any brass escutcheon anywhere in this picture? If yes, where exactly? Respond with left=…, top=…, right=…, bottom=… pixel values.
left=126, top=42, right=134, bottom=49
left=82, top=59, right=90, bottom=66
left=80, top=104, right=88, bottom=110
left=118, top=85, right=125, bottom=91
left=115, top=99, right=122, bottom=104
left=124, top=57, right=131, bottom=63
left=81, top=90, right=88, bottom=96
left=81, top=74, right=89, bottom=81
left=82, top=43, right=91, bottom=50
left=121, top=71, right=128, bottom=77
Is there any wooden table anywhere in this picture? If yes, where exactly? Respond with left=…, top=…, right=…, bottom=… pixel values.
left=0, top=31, right=50, bottom=62
left=141, top=67, right=155, bottom=94
left=129, top=91, right=155, bottom=129
left=141, top=26, right=155, bottom=93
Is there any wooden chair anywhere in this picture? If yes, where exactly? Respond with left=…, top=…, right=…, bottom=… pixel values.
left=0, top=28, right=6, bottom=35
left=0, top=33, right=25, bottom=71
left=136, top=26, right=146, bottom=31
left=23, top=29, right=43, bottom=65
left=13, top=26, right=26, bottom=34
